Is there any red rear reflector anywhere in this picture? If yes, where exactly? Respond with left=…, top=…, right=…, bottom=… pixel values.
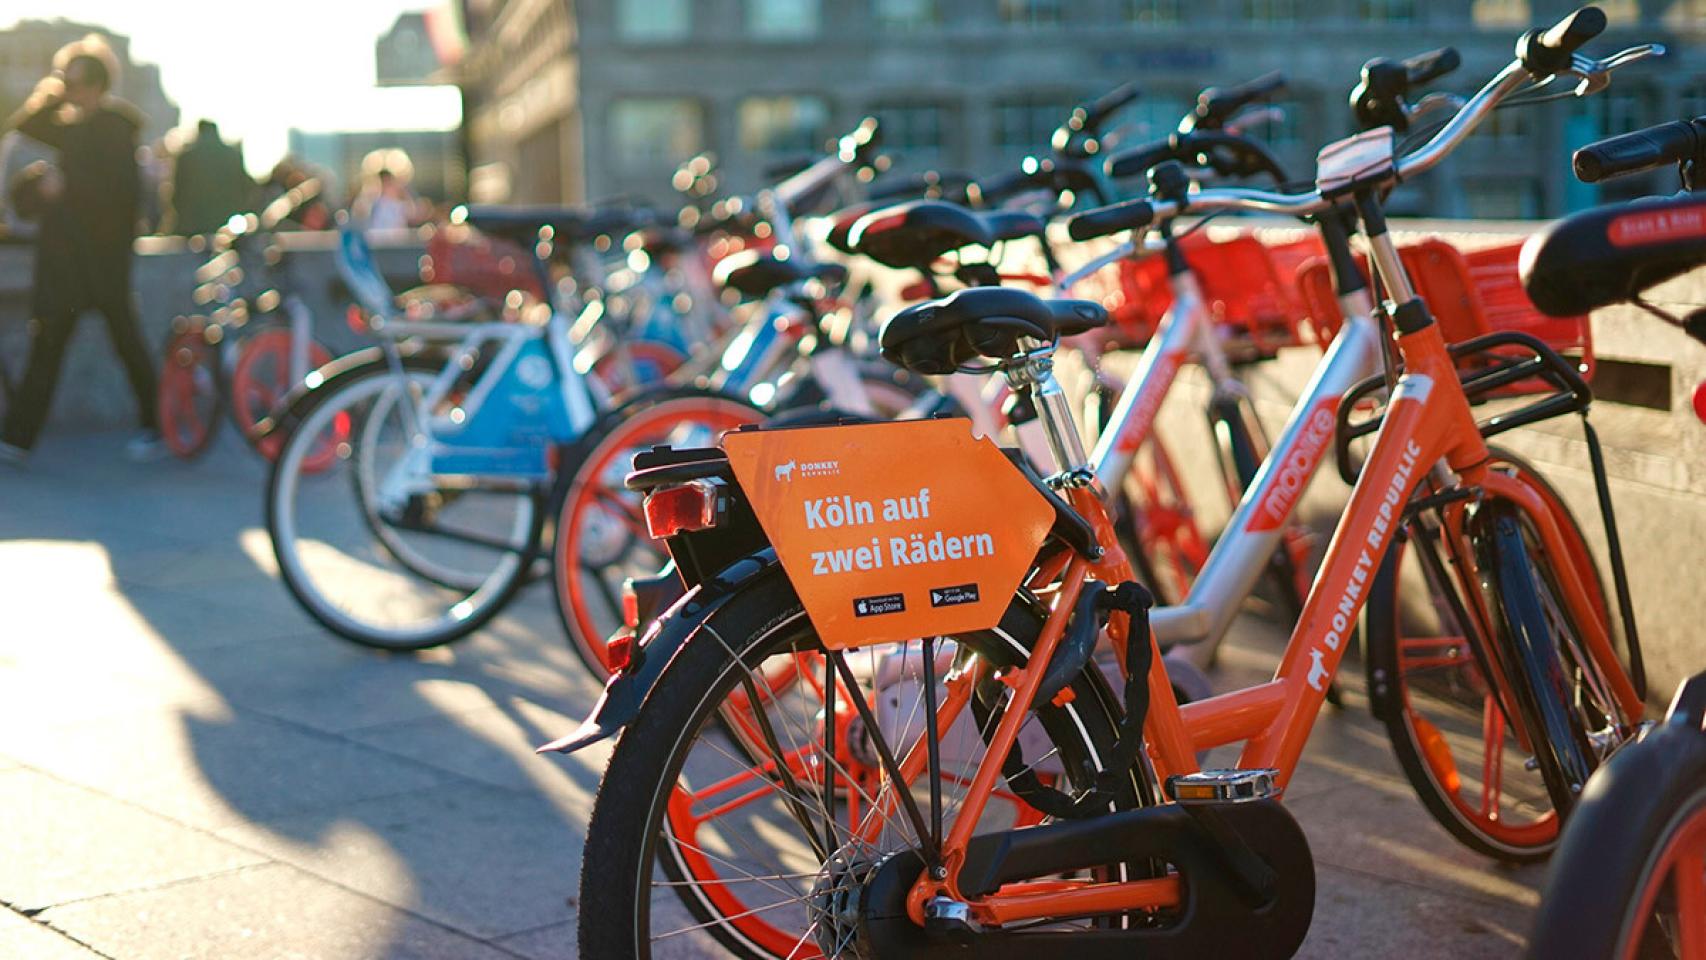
left=621, top=583, right=641, bottom=630
left=643, top=480, right=720, bottom=539
left=608, top=633, right=635, bottom=672
left=346, top=305, right=370, bottom=335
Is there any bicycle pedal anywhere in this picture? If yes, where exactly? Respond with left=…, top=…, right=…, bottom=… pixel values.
left=924, top=896, right=982, bottom=943
left=1166, top=768, right=1282, bottom=805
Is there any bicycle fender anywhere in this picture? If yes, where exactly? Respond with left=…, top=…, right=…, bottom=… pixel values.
left=538, top=548, right=785, bottom=756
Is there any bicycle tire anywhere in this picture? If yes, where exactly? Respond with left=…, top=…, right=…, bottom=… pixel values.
left=548, top=386, right=764, bottom=676
left=229, top=324, right=336, bottom=462
left=1526, top=719, right=1706, bottom=960
left=156, top=319, right=224, bottom=460
left=574, top=568, right=1140, bottom=959
left=266, top=358, right=545, bottom=650
left=1473, top=495, right=1600, bottom=817
left=1366, top=450, right=1618, bottom=861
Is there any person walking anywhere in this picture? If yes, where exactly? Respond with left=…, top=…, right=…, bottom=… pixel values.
left=0, top=37, right=161, bottom=465
left=166, top=120, right=252, bottom=236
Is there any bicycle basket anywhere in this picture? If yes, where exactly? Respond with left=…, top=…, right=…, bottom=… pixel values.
left=1297, top=237, right=1593, bottom=393
left=422, top=224, right=545, bottom=302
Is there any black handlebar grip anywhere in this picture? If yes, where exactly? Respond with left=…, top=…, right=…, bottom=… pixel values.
left=1403, top=47, right=1461, bottom=86
left=1081, top=82, right=1142, bottom=128
left=1518, top=6, right=1606, bottom=77
left=1067, top=199, right=1155, bottom=242
left=1573, top=120, right=1702, bottom=183
left=1194, top=72, right=1288, bottom=130
left=1106, top=137, right=1179, bottom=180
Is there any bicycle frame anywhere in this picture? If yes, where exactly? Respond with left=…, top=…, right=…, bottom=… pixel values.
left=896, top=218, right=1647, bottom=928
left=1082, top=244, right=1383, bottom=660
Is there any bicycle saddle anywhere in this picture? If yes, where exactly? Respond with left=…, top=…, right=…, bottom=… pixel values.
left=1520, top=192, right=1706, bottom=317
left=713, top=248, right=848, bottom=300
left=879, top=286, right=1106, bottom=374
left=847, top=200, right=1046, bottom=269
left=824, top=201, right=880, bottom=255
left=461, top=205, right=658, bottom=246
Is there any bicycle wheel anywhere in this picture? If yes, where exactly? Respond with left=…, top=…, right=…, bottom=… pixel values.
left=575, top=569, right=1144, bottom=959
left=550, top=388, right=763, bottom=676
left=229, top=325, right=339, bottom=466
left=1527, top=720, right=1706, bottom=960
left=156, top=318, right=223, bottom=460
left=1367, top=452, right=1622, bottom=862
left=266, top=360, right=543, bottom=650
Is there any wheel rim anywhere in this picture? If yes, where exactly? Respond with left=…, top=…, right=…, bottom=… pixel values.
left=271, top=370, right=533, bottom=645
left=1621, top=795, right=1706, bottom=960
left=1388, top=530, right=1561, bottom=853
left=232, top=329, right=342, bottom=469
left=157, top=327, right=219, bottom=456
left=554, top=397, right=759, bottom=673
left=635, top=611, right=1131, bottom=958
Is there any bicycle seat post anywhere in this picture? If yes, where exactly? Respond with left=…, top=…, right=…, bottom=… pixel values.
left=1004, top=338, right=1089, bottom=479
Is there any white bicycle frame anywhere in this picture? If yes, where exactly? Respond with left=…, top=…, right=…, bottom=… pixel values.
left=1087, top=254, right=1383, bottom=665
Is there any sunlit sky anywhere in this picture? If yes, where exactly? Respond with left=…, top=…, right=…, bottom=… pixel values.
left=8, top=1, right=462, bottom=175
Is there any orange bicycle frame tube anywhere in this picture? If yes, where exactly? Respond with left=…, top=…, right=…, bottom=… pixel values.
left=908, top=316, right=1642, bottom=925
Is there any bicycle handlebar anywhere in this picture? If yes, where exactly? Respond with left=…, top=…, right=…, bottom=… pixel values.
left=1518, top=6, right=1607, bottom=77
left=1078, top=82, right=1141, bottom=130
left=1405, top=47, right=1462, bottom=87
left=1069, top=10, right=1655, bottom=241
left=1187, top=72, right=1287, bottom=132
left=1573, top=119, right=1706, bottom=182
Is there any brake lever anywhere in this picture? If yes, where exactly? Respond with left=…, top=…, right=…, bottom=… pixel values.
left=1569, top=43, right=1665, bottom=96
left=1402, top=92, right=1466, bottom=128
left=1223, top=106, right=1285, bottom=137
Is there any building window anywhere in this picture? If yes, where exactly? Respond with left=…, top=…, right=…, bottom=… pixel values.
left=1129, top=0, right=1181, bottom=25
left=610, top=98, right=703, bottom=168
left=1470, top=0, right=1528, bottom=28
left=1464, top=178, right=1542, bottom=219
left=1125, top=95, right=1190, bottom=140
left=994, top=95, right=1074, bottom=153
left=746, top=0, right=821, bottom=39
left=1357, top=0, right=1415, bottom=22
left=615, top=0, right=690, bottom=42
left=1577, top=85, right=1652, bottom=138
left=1247, top=99, right=1302, bottom=150
left=872, top=102, right=949, bottom=167
left=999, top=0, right=1062, bottom=27
left=1242, top=0, right=1298, bottom=24
left=738, top=96, right=831, bottom=158
left=1479, top=102, right=1533, bottom=144
left=875, top=0, right=937, bottom=30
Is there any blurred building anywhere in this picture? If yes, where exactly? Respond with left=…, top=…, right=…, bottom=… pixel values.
left=0, top=17, right=179, bottom=143
left=287, top=128, right=464, bottom=204
left=458, top=1, right=1706, bottom=216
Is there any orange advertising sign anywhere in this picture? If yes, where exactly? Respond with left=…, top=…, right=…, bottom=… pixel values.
left=722, top=419, right=1054, bottom=650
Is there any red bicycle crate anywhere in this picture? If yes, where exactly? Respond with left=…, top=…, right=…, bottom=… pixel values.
left=1296, top=236, right=1594, bottom=388
left=421, top=224, right=546, bottom=302
left=1098, top=231, right=1316, bottom=357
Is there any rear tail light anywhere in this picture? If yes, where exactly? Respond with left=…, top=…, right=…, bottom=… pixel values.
left=346, top=305, right=370, bottom=335
left=621, top=582, right=641, bottom=630
left=643, top=479, right=723, bottom=539
left=607, top=632, right=635, bottom=673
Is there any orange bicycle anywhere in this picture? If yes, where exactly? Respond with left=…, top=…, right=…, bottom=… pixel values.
left=555, top=10, right=1654, bottom=956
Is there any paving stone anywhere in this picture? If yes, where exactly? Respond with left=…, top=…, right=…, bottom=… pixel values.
left=346, top=702, right=609, bottom=808
left=0, top=769, right=265, bottom=910
left=1301, top=861, right=1532, bottom=959
left=0, top=907, right=105, bottom=960
left=1287, top=777, right=1545, bottom=911
left=0, top=705, right=453, bottom=830
left=217, top=780, right=582, bottom=940
left=40, top=862, right=514, bottom=960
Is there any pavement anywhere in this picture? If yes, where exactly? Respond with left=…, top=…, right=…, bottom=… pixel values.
left=0, top=430, right=1545, bottom=959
